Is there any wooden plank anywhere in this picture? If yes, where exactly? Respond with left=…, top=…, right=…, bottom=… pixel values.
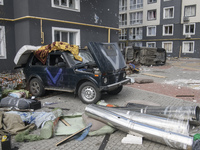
left=176, top=95, right=194, bottom=97
left=141, top=73, right=166, bottom=78
left=60, top=118, right=70, bottom=126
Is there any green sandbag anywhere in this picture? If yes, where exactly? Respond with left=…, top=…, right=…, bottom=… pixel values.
left=40, top=121, right=53, bottom=139
left=15, top=129, right=43, bottom=142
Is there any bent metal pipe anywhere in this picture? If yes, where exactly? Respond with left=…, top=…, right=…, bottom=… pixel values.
left=85, top=104, right=193, bottom=150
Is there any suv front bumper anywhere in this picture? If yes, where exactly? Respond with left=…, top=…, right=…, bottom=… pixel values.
left=100, top=78, right=131, bottom=91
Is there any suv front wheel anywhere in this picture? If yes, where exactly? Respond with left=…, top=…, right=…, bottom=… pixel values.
left=29, top=78, right=45, bottom=97
left=78, top=81, right=101, bottom=104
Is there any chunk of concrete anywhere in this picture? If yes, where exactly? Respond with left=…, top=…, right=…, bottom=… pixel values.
left=121, top=134, right=143, bottom=145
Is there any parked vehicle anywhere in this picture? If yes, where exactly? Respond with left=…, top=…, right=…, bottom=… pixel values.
left=14, top=42, right=130, bottom=104
left=123, top=46, right=166, bottom=66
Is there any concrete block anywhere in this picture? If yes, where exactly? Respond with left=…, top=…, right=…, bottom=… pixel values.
left=121, top=134, right=143, bottom=145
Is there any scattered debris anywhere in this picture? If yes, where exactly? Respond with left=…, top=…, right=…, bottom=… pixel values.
left=121, top=134, right=142, bottom=145
left=98, top=134, right=110, bottom=150
left=134, top=78, right=154, bottom=84
left=176, top=95, right=195, bottom=97
left=141, top=73, right=166, bottom=78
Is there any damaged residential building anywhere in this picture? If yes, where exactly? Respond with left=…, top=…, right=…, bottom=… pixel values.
left=119, top=0, right=200, bottom=58
left=0, top=0, right=119, bottom=72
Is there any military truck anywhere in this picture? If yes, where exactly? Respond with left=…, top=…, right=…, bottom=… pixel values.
left=123, top=46, right=166, bottom=66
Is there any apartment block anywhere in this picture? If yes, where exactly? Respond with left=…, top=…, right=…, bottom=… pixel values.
left=119, top=0, right=200, bottom=58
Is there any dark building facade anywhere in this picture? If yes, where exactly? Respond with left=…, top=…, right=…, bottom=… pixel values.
left=0, top=0, right=119, bottom=72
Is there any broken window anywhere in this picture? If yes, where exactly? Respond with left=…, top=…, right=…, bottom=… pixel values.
left=147, top=26, right=156, bottom=36
left=0, top=26, right=6, bottom=59
left=52, top=0, right=79, bottom=11
left=162, top=42, right=173, bottom=53
left=146, top=42, right=156, bottom=48
left=119, top=14, right=127, bottom=26
left=164, top=7, right=174, bottom=19
left=119, top=29, right=127, bottom=40
left=184, top=23, right=195, bottom=35
left=119, top=0, right=127, bottom=11
left=130, top=0, right=143, bottom=10
left=129, top=27, right=142, bottom=40
left=182, top=41, right=194, bottom=53
left=185, top=5, right=196, bottom=17
left=147, top=10, right=156, bottom=20
left=163, top=24, right=173, bottom=36
left=130, top=11, right=143, bottom=25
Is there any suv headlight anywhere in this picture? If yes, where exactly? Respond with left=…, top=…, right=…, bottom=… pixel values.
left=103, top=77, right=108, bottom=84
left=123, top=73, right=126, bottom=78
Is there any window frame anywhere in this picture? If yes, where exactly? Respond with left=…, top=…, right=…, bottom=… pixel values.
left=0, top=26, right=6, bottom=59
left=184, top=5, right=196, bottom=17
left=163, top=6, right=174, bottom=19
left=0, top=0, right=3, bottom=5
left=119, top=28, right=127, bottom=40
left=182, top=41, right=194, bottom=53
left=52, top=27, right=80, bottom=46
left=51, top=0, right=80, bottom=12
left=130, top=0, right=143, bottom=10
left=147, top=26, right=156, bottom=36
left=129, top=27, right=143, bottom=40
left=130, top=11, right=143, bottom=25
left=119, top=14, right=127, bottom=26
left=119, top=0, right=127, bottom=12
left=146, top=42, right=156, bottom=47
left=163, top=24, right=173, bottom=36
left=148, top=0, right=157, bottom=4
left=162, top=41, right=173, bottom=53
left=183, top=23, right=195, bottom=35
left=147, top=9, right=157, bottom=21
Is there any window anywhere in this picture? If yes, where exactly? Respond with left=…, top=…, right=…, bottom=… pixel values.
left=119, top=29, right=127, bottom=40
left=133, top=42, right=142, bottom=47
left=129, top=27, right=142, bottom=40
left=146, top=42, right=156, bottom=47
left=0, top=26, right=6, bottom=59
left=119, top=43, right=126, bottom=51
left=162, top=42, right=173, bottom=53
left=163, top=7, right=174, bottom=19
left=119, top=0, right=127, bottom=11
left=52, top=27, right=80, bottom=46
left=148, top=0, right=157, bottom=4
left=130, top=11, right=143, bottom=25
left=183, top=23, right=195, bottom=35
left=163, top=24, right=173, bottom=36
left=51, top=0, right=80, bottom=12
left=0, top=0, right=3, bottom=5
left=147, top=26, right=156, bottom=36
left=182, top=41, right=194, bottom=53
left=119, top=14, right=127, bottom=26
left=147, top=10, right=156, bottom=20
left=185, top=5, right=196, bottom=17
left=130, top=0, right=143, bottom=10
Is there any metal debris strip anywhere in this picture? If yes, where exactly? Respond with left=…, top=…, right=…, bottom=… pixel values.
left=0, top=69, right=25, bottom=90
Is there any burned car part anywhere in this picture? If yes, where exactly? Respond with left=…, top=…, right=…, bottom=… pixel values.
left=85, top=104, right=193, bottom=150
left=14, top=42, right=130, bottom=104
left=124, top=46, right=166, bottom=66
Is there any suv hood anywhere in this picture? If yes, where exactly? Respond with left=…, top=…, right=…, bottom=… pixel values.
left=88, top=42, right=126, bottom=73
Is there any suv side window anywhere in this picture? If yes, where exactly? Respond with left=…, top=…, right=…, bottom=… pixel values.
left=49, top=54, right=68, bottom=67
left=32, top=56, right=45, bottom=66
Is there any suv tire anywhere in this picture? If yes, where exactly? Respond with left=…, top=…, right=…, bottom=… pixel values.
left=29, top=78, right=45, bottom=97
left=78, top=81, right=101, bottom=104
left=107, top=86, right=123, bottom=95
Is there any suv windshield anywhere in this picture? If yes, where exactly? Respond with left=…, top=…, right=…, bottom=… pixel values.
left=63, top=50, right=95, bottom=66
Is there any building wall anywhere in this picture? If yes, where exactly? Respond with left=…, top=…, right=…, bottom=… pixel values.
left=0, top=0, right=119, bottom=72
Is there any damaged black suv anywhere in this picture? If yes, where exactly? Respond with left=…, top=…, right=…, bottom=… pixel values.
left=15, top=42, right=130, bottom=104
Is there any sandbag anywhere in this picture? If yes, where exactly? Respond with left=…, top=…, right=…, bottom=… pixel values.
left=0, top=97, right=41, bottom=110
